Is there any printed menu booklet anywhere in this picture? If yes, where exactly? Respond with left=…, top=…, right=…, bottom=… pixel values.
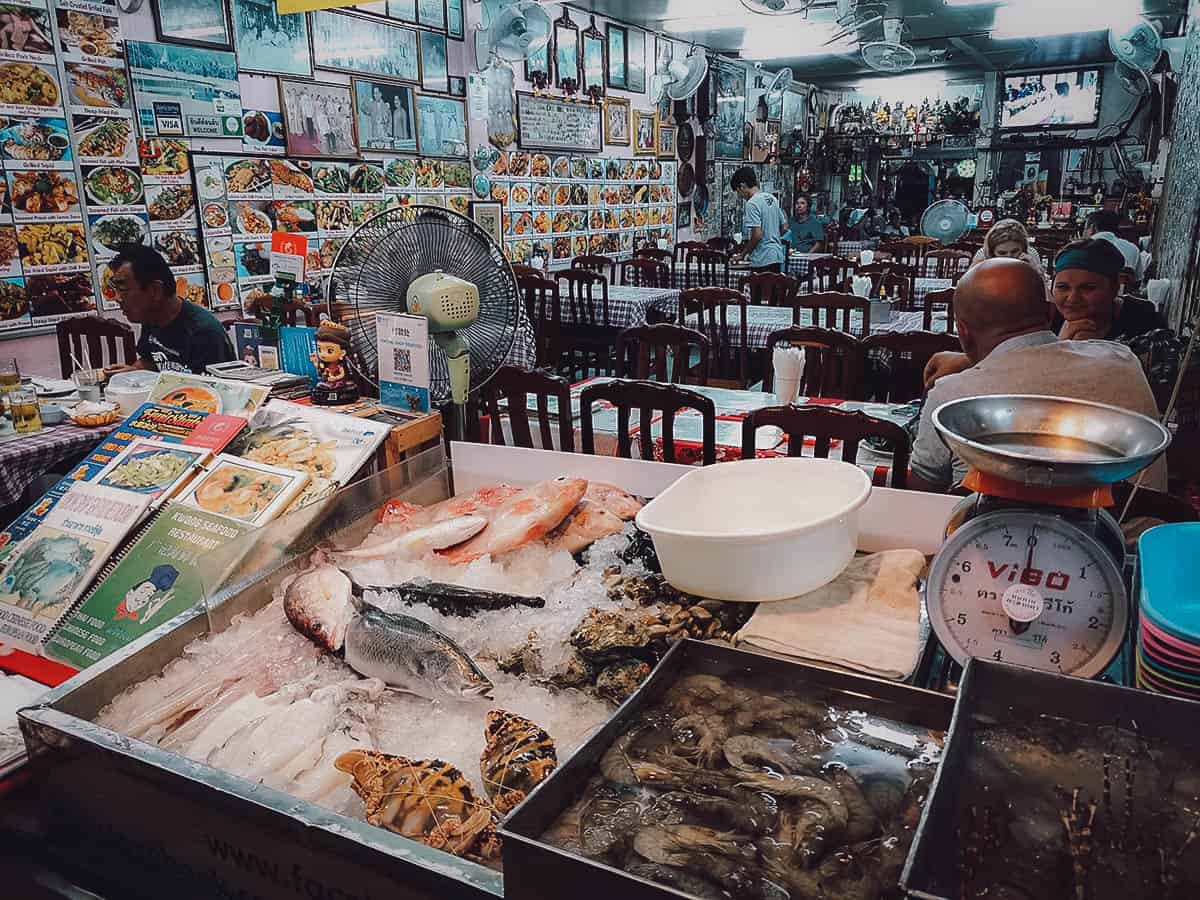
left=43, top=503, right=258, bottom=672
left=0, top=403, right=245, bottom=566
left=178, top=454, right=310, bottom=527
left=149, top=372, right=272, bottom=420
left=95, top=439, right=212, bottom=510
left=0, top=483, right=152, bottom=654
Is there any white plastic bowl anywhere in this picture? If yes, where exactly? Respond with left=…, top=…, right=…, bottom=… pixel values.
left=635, top=457, right=872, bottom=603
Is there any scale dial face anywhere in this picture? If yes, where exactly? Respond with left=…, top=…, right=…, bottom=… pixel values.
left=928, top=511, right=1127, bottom=679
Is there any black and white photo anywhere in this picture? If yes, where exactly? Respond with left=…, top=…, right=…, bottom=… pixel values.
left=353, top=78, right=416, bottom=153
left=280, top=79, right=358, bottom=158
left=421, top=31, right=449, bottom=94
left=311, top=10, right=420, bottom=83
left=231, top=0, right=311, bottom=77
left=153, top=0, right=232, bottom=50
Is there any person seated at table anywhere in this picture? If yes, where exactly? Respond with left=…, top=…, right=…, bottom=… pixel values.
left=102, top=244, right=234, bottom=377
left=786, top=193, right=830, bottom=253
left=909, top=258, right=1166, bottom=493
left=969, top=218, right=1044, bottom=273
left=1083, top=209, right=1144, bottom=286
left=730, top=166, right=787, bottom=274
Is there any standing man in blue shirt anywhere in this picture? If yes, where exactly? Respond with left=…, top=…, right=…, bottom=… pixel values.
left=786, top=193, right=830, bottom=252
left=731, top=166, right=787, bottom=273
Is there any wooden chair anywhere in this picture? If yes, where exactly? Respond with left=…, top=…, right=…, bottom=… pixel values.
left=707, top=237, right=737, bottom=254
left=948, top=240, right=981, bottom=254
left=764, top=326, right=861, bottom=399
left=853, top=262, right=893, bottom=296
left=742, top=271, right=798, bottom=313
left=554, top=269, right=618, bottom=379
left=927, top=249, right=973, bottom=282
left=580, top=378, right=717, bottom=465
left=905, top=235, right=940, bottom=253
left=877, top=241, right=923, bottom=270
left=57, top=316, right=136, bottom=378
left=620, top=257, right=671, bottom=288
left=674, top=241, right=709, bottom=287
left=740, top=406, right=911, bottom=487
left=511, top=263, right=541, bottom=280
left=517, top=274, right=560, bottom=368
left=618, top=323, right=709, bottom=385
left=860, top=331, right=961, bottom=403
left=794, top=291, right=872, bottom=337
left=804, top=256, right=854, bottom=293
left=636, top=246, right=676, bottom=286
left=573, top=253, right=616, bottom=284
left=686, top=248, right=731, bottom=288
left=923, top=287, right=957, bottom=333
left=882, top=263, right=918, bottom=309
left=481, top=365, right=574, bottom=452
left=679, top=287, right=750, bottom=386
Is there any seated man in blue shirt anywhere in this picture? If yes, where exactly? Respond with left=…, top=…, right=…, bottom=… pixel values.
left=787, top=193, right=829, bottom=252
left=731, top=166, right=787, bottom=273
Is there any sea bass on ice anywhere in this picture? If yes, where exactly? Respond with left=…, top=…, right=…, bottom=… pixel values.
left=345, top=606, right=493, bottom=700
left=283, top=565, right=357, bottom=653
left=333, top=514, right=488, bottom=562
left=443, top=476, right=587, bottom=563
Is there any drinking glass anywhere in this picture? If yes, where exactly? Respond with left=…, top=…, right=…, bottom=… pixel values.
left=10, top=388, right=41, bottom=434
left=73, top=368, right=103, bottom=402
left=0, top=358, right=19, bottom=393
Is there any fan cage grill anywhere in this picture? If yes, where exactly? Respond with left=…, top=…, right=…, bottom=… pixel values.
left=326, top=206, right=522, bottom=404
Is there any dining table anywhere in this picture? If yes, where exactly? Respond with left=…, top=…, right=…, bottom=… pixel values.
left=0, top=423, right=108, bottom=508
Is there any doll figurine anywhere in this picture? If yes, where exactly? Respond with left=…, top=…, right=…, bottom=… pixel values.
left=310, top=320, right=359, bottom=405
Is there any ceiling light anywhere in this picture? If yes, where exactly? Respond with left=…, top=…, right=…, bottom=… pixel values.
left=990, top=0, right=1142, bottom=38
left=943, top=0, right=1005, bottom=5
left=740, top=23, right=857, bottom=60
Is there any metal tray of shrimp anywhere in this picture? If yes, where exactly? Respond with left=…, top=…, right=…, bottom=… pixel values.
left=501, top=639, right=954, bottom=900
left=902, top=658, right=1200, bottom=900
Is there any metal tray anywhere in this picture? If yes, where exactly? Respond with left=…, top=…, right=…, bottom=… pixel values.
left=16, top=448, right=507, bottom=900
left=501, top=639, right=955, bottom=900
left=901, top=658, right=1200, bottom=900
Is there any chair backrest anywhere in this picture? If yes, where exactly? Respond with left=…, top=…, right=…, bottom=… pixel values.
left=764, top=326, right=862, bottom=398
left=707, top=237, right=737, bottom=253
left=482, top=365, right=574, bottom=452
left=924, top=287, right=957, bottom=333
left=679, top=287, right=750, bottom=383
left=580, top=378, right=717, bottom=465
left=904, top=236, right=940, bottom=252
left=56, top=315, right=136, bottom=378
left=573, top=254, right=616, bottom=283
left=927, top=249, right=973, bottom=281
left=618, top=323, right=709, bottom=385
left=861, top=330, right=961, bottom=402
left=854, top=262, right=892, bottom=295
left=511, top=263, right=542, bottom=280
left=620, top=257, right=670, bottom=288
left=687, top=248, right=731, bottom=288
left=794, top=291, right=872, bottom=337
left=878, top=241, right=922, bottom=269
left=740, top=406, right=911, bottom=487
left=637, top=247, right=674, bottom=267
left=947, top=240, right=981, bottom=254
left=517, top=274, right=561, bottom=366
left=554, top=268, right=610, bottom=326
left=805, top=256, right=854, bottom=293
left=673, top=240, right=708, bottom=269
left=742, top=271, right=798, bottom=312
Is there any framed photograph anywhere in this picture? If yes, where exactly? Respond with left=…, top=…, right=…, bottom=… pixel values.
left=715, top=60, right=747, bottom=159
left=606, top=23, right=626, bottom=90
left=657, top=124, right=677, bottom=159
left=469, top=200, right=502, bottom=245
left=657, top=94, right=672, bottom=126
left=554, top=11, right=579, bottom=90
left=280, top=79, right=358, bottom=158
left=417, top=0, right=445, bottom=31
left=231, top=0, right=311, bottom=77
left=626, top=27, right=647, bottom=93
left=525, top=36, right=550, bottom=83
left=515, top=91, right=601, bottom=152
left=152, top=0, right=232, bottom=50
left=421, top=31, right=449, bottom=93
left=604, top=96, right=630, bottom=146
left=128, top=41, right=243, bottom=138
left=448, top=76, right=466, bottom=98
left=387, top=0, right=417, bottom=22
left=633, top=110, right=657, bottom=157
left=311, top=10, right=420, bottom=83
left=416, top=95, right=468, bottom=157
left=446, top=0, right=463, bottom=39
left=677, top=200, right=692, bottom=230
left=581, top=19, right=604, bottom=97
left=353, top=78, right=416, bottom=152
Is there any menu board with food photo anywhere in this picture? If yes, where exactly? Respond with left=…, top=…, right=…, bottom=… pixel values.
left=0, top=61, right=61, bottom=117
left=86, top=210, right=146, bottom=259
left=74, top=114, right=134, bottom=165
left=27, top=271, right=95, bottom=322
left=82, top=164, right=143, bottom=215
left=0, top=2, right=55, bottom=65
left=179, top=453, right=308, bottom=527
left=0, top=276, right=28, bottom=330
left=241, top=109, right=284, bottom=156
left=8, top=169, right=81, bottom=221
left=56, top=2, right=124, bottom=65
left=0, top=117, right=72, bottom=170
left=64, top=61, right=128, bottom=116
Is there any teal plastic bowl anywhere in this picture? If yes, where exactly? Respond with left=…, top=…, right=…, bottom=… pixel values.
left=1139, top=523, right=1200, bottom=644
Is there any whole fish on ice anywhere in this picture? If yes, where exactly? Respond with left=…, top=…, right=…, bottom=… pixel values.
left=548, top=500, right=626, bottom=554
left=443, top=476, right=587, bottom=563
left=283, top=563, right=493, bottom=700
left=584, top=482, right=643, bottom=520
left=332, top=515, right=487, bottom=563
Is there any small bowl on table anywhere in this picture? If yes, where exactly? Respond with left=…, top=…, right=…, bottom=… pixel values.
left=68, top=401, right=121, bottom=428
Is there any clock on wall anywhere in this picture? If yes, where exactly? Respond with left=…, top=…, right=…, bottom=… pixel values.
left=956, top=158, right=977, bottom=179
left=117, top=0, right=144, bottom=12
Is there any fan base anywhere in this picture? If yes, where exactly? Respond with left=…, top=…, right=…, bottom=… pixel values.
left=312, top=385, right=362, bottom=406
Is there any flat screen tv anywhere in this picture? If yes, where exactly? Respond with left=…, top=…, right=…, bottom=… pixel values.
left=998, top=68, right=1103, bottom=130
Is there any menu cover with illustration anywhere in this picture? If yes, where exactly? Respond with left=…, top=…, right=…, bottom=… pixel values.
left=43, top=503, right=257, bottom=672
left=95, top=439, right=212, bottom=509
left=0, top=403, right=245, bottom=566
left=149, top=372, right=272, bottom=420
left=0, top=483, right=152, bottom=654
left=179, top=454, right=309, bottom=527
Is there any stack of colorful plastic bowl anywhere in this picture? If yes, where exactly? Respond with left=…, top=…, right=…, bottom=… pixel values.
left=1137, top=523, right=1200, bottom=698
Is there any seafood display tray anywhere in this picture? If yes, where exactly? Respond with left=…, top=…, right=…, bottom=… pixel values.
left=902, top=658, right=1200, bottom=900
left=15, top=449, right=511, bottom=900
left=501, top=639, right=955, bottom=900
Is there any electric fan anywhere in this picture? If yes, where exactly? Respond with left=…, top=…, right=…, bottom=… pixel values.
left=920, top=200, right=972, bottom=244
left=862, top=18, right=916, bottom=73
left=663, top=45, right=709, bottom=102
left=1109, top=17, right=1162, bottom=95
left=474, top=0, right=552, bottom=71
left=764, top=67, right=794, bottom=108
left=327, top=206, right=520, bottom=436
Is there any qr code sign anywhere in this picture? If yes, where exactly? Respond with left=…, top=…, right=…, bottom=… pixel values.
left=392, top=346, right=412, bottom=376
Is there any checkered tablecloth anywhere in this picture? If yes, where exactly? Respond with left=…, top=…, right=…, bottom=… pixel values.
left=507, top=318, right=538, bottom=369
left=603, top=286, right=682, bottom=329
left=0, top=424, right=107, bottom=507
left=684, top=307, right=950, bottom=350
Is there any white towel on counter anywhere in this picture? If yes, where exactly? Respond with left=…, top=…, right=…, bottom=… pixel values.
left=734, top=549, right=926, bottom=680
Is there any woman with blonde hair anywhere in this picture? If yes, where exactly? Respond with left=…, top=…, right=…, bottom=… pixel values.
left=970, top=219, right=1044, bottom=273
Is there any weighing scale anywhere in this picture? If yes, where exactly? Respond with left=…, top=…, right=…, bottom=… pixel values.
left=926, top=395, right=1171, bottom=679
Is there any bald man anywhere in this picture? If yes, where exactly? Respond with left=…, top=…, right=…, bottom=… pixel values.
left=909, top=259, right=1166, bottom=492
